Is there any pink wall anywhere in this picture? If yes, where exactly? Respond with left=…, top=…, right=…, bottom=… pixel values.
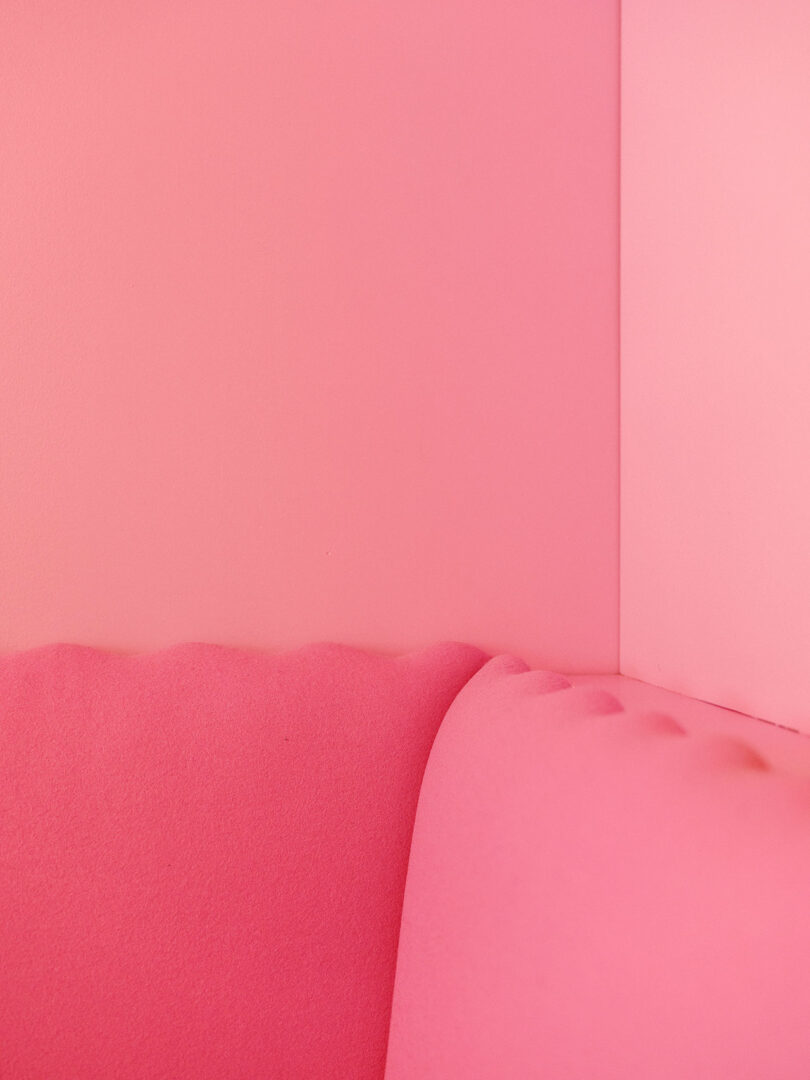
left=621, top=2, right=810, bottom=727
left=1, top=2, right=619, bottom=669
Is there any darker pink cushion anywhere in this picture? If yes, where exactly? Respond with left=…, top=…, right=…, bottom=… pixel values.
left=386, top=655, right=810, bottom=1079
left=0, top=641, right=486, bottom=1080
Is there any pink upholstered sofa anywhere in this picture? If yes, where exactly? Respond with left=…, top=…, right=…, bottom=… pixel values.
left=4, top=641, right=810, bottom=1079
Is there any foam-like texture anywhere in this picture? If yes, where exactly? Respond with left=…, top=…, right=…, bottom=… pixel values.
left=386, top=657, right=810, bottom=1079
left=0, top=641, right=486, bottom=1080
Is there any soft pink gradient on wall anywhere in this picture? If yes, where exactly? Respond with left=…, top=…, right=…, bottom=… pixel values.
left=621, top=2, right=810, bottom=727
left=0, top=2, right=619, bottom=668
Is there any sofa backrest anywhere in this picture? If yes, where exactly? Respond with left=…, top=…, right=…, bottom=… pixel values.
left=0, top=640, right=485, bottom=1080
left=386, top=654, right=810, bottom=1079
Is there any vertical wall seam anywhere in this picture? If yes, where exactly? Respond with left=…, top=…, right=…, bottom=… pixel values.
left=616, top=0, right=622, bottom=674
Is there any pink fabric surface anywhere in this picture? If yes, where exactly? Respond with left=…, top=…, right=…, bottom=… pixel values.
left=386, top=656, right=810, bottom=1079
left=0, top=640, right=486, bottom=1080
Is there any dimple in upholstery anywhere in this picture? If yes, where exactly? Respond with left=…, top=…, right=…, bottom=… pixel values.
left=386, top=655, right=810, bottom=1080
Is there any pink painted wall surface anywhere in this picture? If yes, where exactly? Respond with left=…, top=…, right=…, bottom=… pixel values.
left=621, top=2, right=810, bottom=727
left=0, top=2, right=619, bottom=669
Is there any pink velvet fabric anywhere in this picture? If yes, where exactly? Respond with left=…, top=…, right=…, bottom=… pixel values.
left=386, top=655, right=810, bottom=1079
left=0, top=641, right=486, bottom=1080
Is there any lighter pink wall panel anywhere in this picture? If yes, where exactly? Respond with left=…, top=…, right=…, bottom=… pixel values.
left=621, top=2, right=810, bottom=726
left=1, top=2, right=618, bottom=669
